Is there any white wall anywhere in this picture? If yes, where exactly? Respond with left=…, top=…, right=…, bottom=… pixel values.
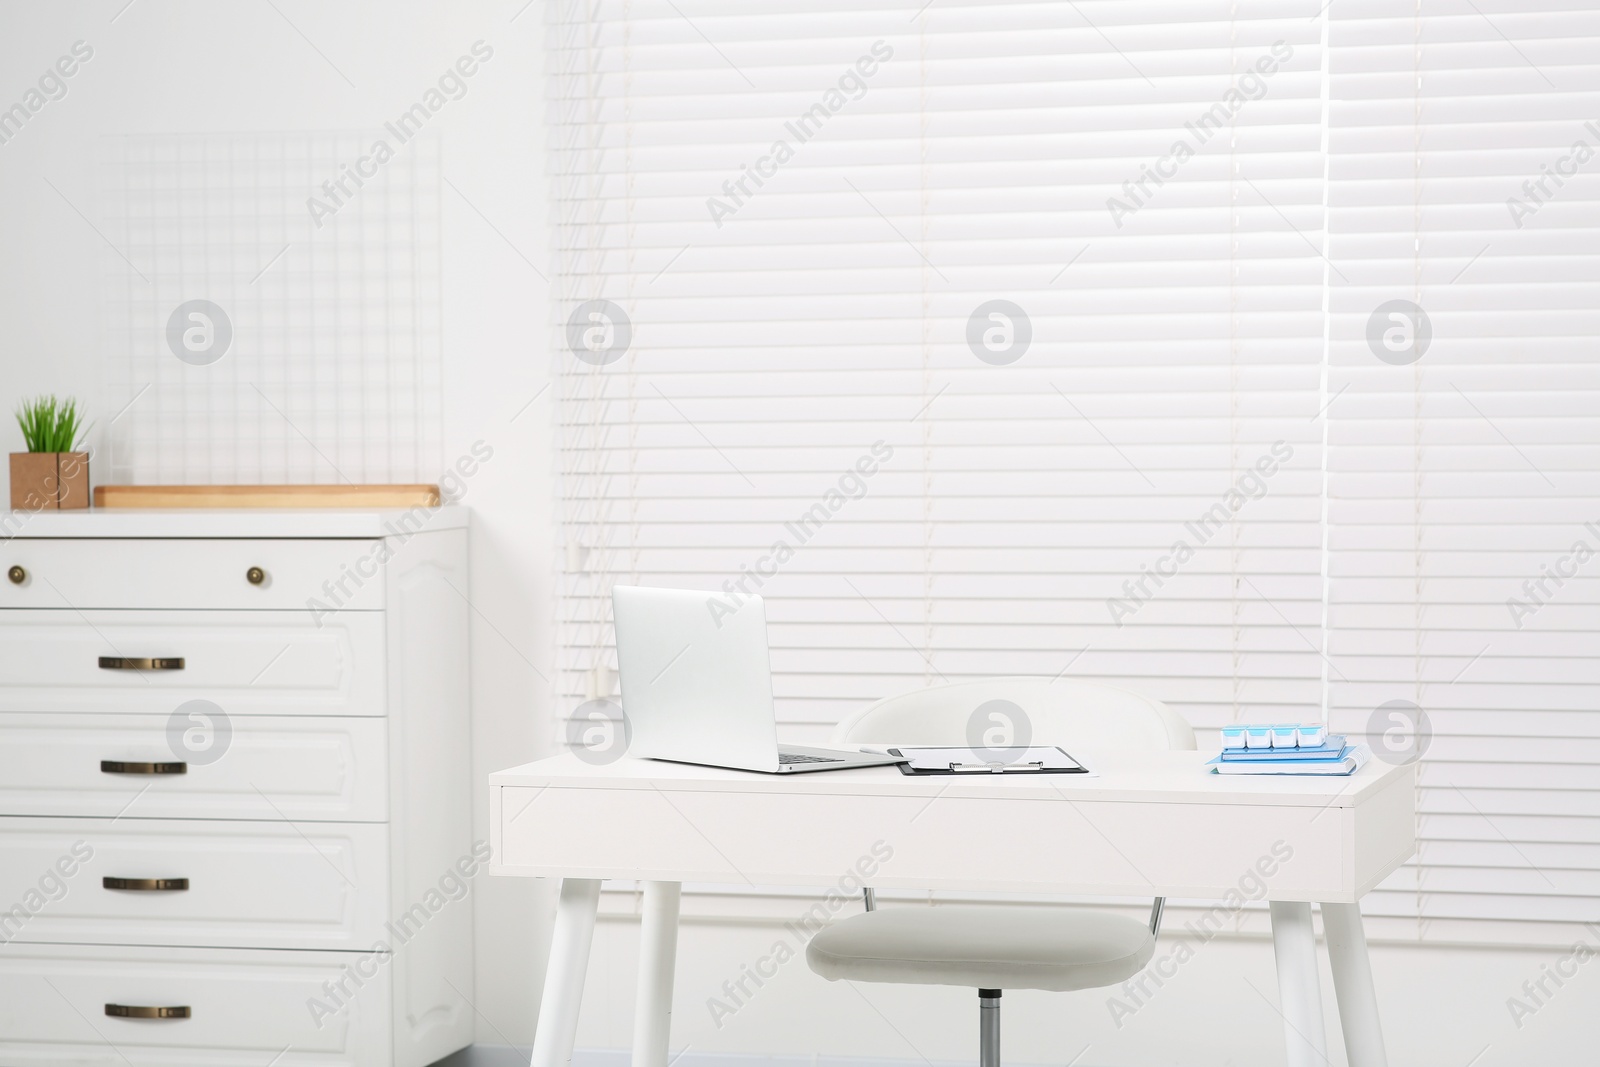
left=1, top=5, right=1595, bottom=1066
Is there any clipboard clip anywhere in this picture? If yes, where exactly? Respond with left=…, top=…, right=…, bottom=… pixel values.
left=949, top=761, right=1046, bottom=773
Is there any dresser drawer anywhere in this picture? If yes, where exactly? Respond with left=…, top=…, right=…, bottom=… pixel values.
left=0, top=942, right=392, bottom=1065
left=0, top=610, right=385, bottom=716
left=0, top=537, right=385, bottom=610
left=0, top=714, right=387, bottom=821
left=0, top=817, right=389, bottom=951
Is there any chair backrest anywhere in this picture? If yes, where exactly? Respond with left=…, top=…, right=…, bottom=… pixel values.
left=830, top=677, right=1196, bottom=752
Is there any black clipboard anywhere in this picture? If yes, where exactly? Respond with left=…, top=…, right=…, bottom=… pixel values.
left=887, top=746, right=1089, bottom=775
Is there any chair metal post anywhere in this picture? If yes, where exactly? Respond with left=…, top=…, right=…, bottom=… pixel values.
left=978, top=989, right=1001, bottom=1067
left=1149, top=896, right=1166, bottom=936
left=862, top=888, right=876, bottom=912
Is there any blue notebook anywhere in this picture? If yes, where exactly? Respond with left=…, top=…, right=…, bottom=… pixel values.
left=1209, top=745, right=1370, bottom=776
left=1219, top=736, right=1348, bottom=762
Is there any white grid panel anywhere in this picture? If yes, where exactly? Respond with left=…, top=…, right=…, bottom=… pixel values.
left=101, top=132, right=443, bottom=486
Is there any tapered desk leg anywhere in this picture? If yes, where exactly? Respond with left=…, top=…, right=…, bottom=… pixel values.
left=1269, top=901, right=1330, bottom=1067
left=632, top=881, right=682, bottom=1067
left=531, top=878, right=602, bottom=1067
left=1323, top=901, right=1389, bottom=1067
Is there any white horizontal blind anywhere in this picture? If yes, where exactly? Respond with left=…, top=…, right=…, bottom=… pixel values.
left=550, top=0, right=1330, bottom=757
left=551, top=0, right=1600, bottom=946
left=549, top=0, right=1600, bottom=951
left=1329, top=2, right=1600, bottom=946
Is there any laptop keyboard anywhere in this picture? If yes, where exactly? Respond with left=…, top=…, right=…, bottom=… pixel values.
left=778, top=752, right=844, bottom=765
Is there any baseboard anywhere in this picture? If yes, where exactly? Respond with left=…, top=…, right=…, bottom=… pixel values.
left=429, top=1044, right=527, bottom=1067
left=575, top=1052, right=976, bottom=1067
left=437, top=1047, right=1021, bottom=1067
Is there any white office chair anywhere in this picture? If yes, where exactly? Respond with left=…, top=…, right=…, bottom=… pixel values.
left=805, top=677, right=1196, bottom=1067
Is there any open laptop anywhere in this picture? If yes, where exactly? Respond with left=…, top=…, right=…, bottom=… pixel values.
left=613, top=585, right=903, bottom=774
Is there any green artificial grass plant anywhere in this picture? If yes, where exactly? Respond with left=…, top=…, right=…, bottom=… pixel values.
left=15, top=395, right=87, bottom=454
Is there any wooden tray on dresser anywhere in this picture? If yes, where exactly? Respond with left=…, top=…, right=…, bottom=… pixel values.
left=92, top=484, right=440, bottom=509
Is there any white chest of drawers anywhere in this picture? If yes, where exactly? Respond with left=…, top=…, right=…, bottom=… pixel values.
left=0, top=508, right=474, bottom=1067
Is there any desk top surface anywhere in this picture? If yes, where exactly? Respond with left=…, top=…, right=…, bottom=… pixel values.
left=490, top=750, right=1411, bottom=810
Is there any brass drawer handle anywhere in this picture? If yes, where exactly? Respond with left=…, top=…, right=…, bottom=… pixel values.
left=98, top=657, right=185, bottom=671
left=103, top=877, right=189, bottom=892
left=246, top=566, right=266, bottom=585
left=7, top=565, right=24, bottom=585
left=101, top=760, right=187, bottom=775
left=105, top=1003, right=190, bottom=1020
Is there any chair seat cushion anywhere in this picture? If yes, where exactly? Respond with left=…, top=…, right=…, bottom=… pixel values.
left=806, top=905, right=1156, bottom=993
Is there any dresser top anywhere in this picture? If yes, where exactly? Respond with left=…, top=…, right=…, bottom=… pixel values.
left=4, top=507, right=468, bottom=539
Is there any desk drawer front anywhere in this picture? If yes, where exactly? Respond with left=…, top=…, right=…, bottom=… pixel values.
left=0, top=538, right=384, bottom=610
left=494, top=784, right=1350, bottom=899
left=0, top=942, right=389, bottom=1064
left=0, top=714, right=387, bottom=821
left=0, top=817, right=387, bottom=950
left=0, top=610, right=385, bottom=716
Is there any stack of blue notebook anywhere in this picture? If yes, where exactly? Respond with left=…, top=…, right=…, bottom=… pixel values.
left=1207, top=724, right=1370, bottom=776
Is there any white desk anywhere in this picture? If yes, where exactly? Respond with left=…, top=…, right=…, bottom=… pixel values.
left=490, top=751, right=1415, bottom=1067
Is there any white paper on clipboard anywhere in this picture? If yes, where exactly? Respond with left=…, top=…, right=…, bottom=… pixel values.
left=886, top=745, right=1089, bottom=774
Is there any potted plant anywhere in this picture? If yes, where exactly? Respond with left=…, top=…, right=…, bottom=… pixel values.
left=11, top=396, right=90, bottom=510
